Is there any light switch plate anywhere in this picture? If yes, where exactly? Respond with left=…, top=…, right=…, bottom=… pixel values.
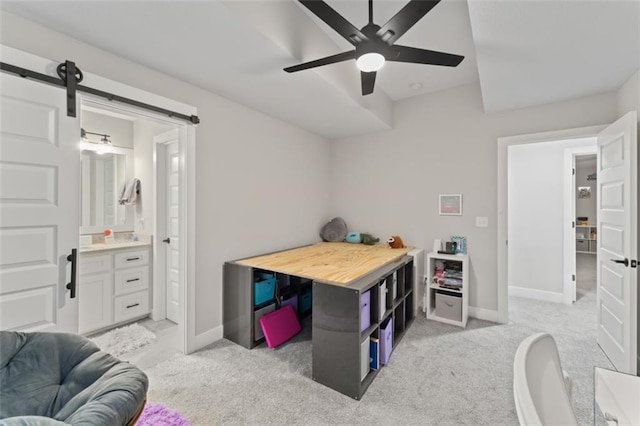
left=476, top=217, right=489, bottom=227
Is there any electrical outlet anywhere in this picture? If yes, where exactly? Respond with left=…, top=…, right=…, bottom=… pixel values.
left=476, top=217, right=489, bottom=227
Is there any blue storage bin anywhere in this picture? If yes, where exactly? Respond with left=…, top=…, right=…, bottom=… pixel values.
left=254, top=276, right=276, bottom=306
left=300, top=289, right=312, bottom=313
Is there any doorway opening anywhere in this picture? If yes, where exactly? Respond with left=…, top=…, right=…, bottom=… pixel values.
left=506, top=136, right=597, bottom=306
left=78, top=97, right=188, bottom=361
left=573, top=154, right=597, bottom=302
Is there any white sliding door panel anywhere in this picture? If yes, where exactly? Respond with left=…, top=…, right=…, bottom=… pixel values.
left=0, top=73, right=80, bottom=333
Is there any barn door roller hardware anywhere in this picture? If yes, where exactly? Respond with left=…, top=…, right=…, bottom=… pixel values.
left=0, top=59, right=200, bottom=124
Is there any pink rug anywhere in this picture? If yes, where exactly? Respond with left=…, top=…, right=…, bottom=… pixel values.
left=137, top=402, right=190, bottom=426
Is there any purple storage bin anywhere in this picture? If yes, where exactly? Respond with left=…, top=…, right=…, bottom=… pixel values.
left=380, top=317, right=393, bottom=365
left=360, top=290, right=371, bottom=332
left=281, top=294, right=298, bottom=314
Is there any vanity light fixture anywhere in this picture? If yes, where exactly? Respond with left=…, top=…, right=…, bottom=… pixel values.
left=80, top=128, right=113, bottom=155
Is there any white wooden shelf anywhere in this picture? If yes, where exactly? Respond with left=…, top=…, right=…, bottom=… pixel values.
left=424, top=252, right=469, bottom=327
left=576, top=225, right=597, bottom=254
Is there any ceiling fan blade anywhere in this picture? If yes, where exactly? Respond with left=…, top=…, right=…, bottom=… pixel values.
left=299, top=0, right=368, bottom=45
left=361, top=71, right=376, bottom=95
left=376, top=0, right=440, bottom=45
left=386, top=45, right=463, bottom=67
left=284, top=50, right=357, bottom=73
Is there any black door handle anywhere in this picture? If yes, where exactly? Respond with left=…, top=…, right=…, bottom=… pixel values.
left=162, top=238, right=170, bottom=244
left=66, top=248, right=77, bottom=299
left=611, top=258, right=629, bottom=267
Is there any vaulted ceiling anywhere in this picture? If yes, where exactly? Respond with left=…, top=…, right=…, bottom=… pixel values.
left=1, top=0, right=638, bottom=139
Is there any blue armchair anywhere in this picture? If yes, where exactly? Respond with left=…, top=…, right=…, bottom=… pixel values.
left=0, top=331, right=148, bottom=425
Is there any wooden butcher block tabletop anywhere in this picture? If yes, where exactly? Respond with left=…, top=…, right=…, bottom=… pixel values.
left=235, top=242, right=412, bottom=286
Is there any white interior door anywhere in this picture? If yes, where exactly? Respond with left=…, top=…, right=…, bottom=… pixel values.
left=0, top=73, right=80, bottom=332
left=157, top=130, right=180, bottom=324
left=596, top=111, right=638, bottom=375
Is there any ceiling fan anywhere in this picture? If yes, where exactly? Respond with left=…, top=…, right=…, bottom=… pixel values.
left=284, top=0, right=464, bottom=96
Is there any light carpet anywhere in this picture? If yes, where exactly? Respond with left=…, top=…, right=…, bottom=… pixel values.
left=144, top=256, right=611, bottom=425
left=90, top=323, right=155, bottom=358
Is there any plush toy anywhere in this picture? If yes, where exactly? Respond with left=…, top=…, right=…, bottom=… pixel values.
left=320, top=217, right=347, bottom=242
left=346, top=232, right=362, bottom=243
left=387, top=236, right=406, bottom=249
left=361, top=233, right=379, bottom=245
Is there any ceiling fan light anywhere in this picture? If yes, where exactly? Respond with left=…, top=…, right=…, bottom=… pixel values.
left=356, top=52, right=385, bottom=72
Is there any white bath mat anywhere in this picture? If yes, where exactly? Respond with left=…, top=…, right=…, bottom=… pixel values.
left=90, top=323, right=155, bottom=358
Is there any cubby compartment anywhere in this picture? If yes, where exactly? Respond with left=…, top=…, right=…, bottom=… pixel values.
left=404, top=261, right=413, bottom=294
left=378, top=278, right=389, bottom=320
left=379, top=317, right=393, bottom=365
left=576, top=225, right=597, bottom=254
left=404, top=292, right=414, bottom=324
left=396, top=268, right=405, bottom=299
left=253, top=303, right=276, bottom=341
left=277, top=276, right=313, bottom=319
left=253, top=270, right=276, bottom=307
left=393, top=303, right=405, bottom=345
left=360, top=287, right=379, bottom=338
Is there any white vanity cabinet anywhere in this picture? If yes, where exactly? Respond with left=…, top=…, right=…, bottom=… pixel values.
left=79, top=245, right=152, bottom=335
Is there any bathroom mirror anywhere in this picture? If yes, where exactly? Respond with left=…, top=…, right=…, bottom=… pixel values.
left=80, top=146, right=134, bottom=234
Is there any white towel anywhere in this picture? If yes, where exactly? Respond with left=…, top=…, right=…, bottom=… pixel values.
left=118, top=178, right=140, bottom=205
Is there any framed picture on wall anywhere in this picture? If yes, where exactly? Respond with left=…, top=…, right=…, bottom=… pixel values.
left=578, top=186, right=591, bottom=199
left=439, top=194, right=462, bottom=216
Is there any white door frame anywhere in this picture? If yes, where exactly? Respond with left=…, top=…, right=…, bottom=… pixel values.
left=497, top=125, right=606, bottom=323
left=81, top=97, right=196, bottom=355
left=1, top=45, right=197, bottom=354
left=563, top=145, right=597, bottom=305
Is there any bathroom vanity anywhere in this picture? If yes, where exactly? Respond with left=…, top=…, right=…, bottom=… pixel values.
left=79, top=242, right=152, bottom=335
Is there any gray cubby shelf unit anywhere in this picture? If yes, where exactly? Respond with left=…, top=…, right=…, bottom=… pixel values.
left=223, top=248, right=423, bottom=400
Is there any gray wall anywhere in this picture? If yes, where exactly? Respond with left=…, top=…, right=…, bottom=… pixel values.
left=0, top=11, right=332, bottom=340
left=330, top=83, right=618, bottom=313
left=132, top=119, right=174, bottom=236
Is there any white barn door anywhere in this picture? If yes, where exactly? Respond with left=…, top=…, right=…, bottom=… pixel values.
left=596, top=111, right=638, bottom=375
left=0, top=73, right=80, bottom=332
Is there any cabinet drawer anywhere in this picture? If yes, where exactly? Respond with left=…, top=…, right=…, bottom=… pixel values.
left=114, top=249, right=149, bottom=269
left=79, top=253, right=112, bottom=275
left=114, top=291, right=150, bottom=323
left=114, top=267, right=149, bottom=296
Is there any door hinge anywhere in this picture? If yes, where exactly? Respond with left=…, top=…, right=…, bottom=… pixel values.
left=572, top=221, right=575, bottom=229
left=572, top=168, right=575, bottom=175
left=572, top=274, right=575, bottom=282
left=632, top=260, right=637, bottom=268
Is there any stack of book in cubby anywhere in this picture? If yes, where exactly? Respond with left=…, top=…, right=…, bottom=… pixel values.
left=431, top=259, right=463, bottom=290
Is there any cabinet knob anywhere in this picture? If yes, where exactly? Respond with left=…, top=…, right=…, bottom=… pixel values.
left=162, top=238, right=171, bottom=244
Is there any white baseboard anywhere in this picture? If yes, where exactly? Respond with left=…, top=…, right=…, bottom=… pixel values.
left=508, top=286, right=564, bottom=303
left=194, top=325, right=223, bottom=351
left=468, top=306, right=500, bottom=323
